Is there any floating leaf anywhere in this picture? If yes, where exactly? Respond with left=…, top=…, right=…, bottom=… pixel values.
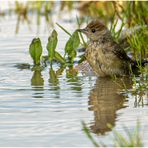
left=55, top=51, right=66, bottom=64
left=29, top=38, right=43, bottom=65
left=47, top=30, right=58, bottom=63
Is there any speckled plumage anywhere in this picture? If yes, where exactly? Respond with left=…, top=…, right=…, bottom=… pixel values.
left=78, top=20, right=133, bottom=77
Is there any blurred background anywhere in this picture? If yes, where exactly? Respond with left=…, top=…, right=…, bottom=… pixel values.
left=0, top=1, right=147, bottom=33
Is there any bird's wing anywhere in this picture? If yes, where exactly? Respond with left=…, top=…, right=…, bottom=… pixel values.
left=112, top=42, right=133, bottom=62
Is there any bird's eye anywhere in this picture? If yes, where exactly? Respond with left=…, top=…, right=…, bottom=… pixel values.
left=91, top=29, right=96, bottom=33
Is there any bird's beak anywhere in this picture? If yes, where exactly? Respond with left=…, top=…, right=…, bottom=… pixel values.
left=77, top=28, right=87, bottom=34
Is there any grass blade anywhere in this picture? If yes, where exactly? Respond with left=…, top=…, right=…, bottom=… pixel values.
left=56, top=23, right=71, bottom=36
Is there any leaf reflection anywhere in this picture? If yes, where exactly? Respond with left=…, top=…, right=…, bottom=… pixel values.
left=66, top=68, right=82, bottom=92
left=48, top=67, right=60, bottom=91
left=31, top=70, right=44, bottom=98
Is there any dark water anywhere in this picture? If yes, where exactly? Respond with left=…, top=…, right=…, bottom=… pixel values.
left=0, top=12, right=148, bottom=146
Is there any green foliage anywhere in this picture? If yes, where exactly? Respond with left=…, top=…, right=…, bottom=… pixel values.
left=83, top=121, right=143, bottom=147
left=56, top=23, right=81, bottom=64
left=65, top=37, right=73, bottom=55
left=29, top=29, right=66, bottom=68
left=29, top=38, right=43, bottom=65
left=110, top=14, right=125, bottom=42
left=46, top=30, right=66, bottom=66
left=65, top=31, right=80, bottom=63
left=56, top=22, right=86, bottom=65
left=55, top=51, right=66, bottom=64
left=127, top=26, right=148, bottom=60
left=123, top=1, right=148, bottom=26
left=82, top=122, right=100, bottom=147
left=47, top=30, right=58, bottom=64
left=72, top=31, right=80, bottom=49
left=129, top=74, right=148, bottom=107
left=56, top=23, right=71, bottom=37
left=76, top=16, right=87, bottom=48
left=111, top=121, right=142, bottom=147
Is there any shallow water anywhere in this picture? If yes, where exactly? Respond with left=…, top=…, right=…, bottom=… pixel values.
left=0, top=12, right=148, bottom=147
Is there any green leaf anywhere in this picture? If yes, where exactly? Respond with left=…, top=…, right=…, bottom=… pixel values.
left=69, top=50, right=77, bottom=59
left=29, top=38, right=43, bottom=65
left=56, top=23, right=71, bottom=36
left=65, top=38, right=73, bottom=54
left=55, top=51, right=66, bottom=64
left=72, top=31, right=80, bottom=50
left=82, top=121, right=100, bottom=147
left=64, top=31, right=80, bottom=55
left=47, top=30, right=58, bottom=63
left=64, top=31, right=80, bottom=64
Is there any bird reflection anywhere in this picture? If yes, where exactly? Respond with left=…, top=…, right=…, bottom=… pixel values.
left=31, top=70, right=44, bottom=98
left=88, top=77, right=132, bottom=135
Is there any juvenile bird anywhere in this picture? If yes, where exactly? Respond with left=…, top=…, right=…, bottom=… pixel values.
left=77, top=20, right=146, bottom=77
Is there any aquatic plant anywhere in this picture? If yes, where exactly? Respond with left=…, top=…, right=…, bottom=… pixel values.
left=29, top=28, right=80, bottom=68
left=56, top=22, right=81, bottom=60
left=46, top=30, right=66, bottom=65
left=64, top=31, right=80, bottom=65
left=109, top=14, right=125, bottom=42
left=127, top=26, right=148, bottom=61
left=56, top=22, right=85, bottom=64
left=29, top=38, right=42, bottom=66
left=82, top=121, right=143, bottom=147
left=28, top=30, right=67, bottom=68
left=47, top=30, right=58, bottom=65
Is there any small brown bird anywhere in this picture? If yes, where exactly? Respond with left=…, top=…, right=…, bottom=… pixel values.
left=78, top=20, right=141, bottom=77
